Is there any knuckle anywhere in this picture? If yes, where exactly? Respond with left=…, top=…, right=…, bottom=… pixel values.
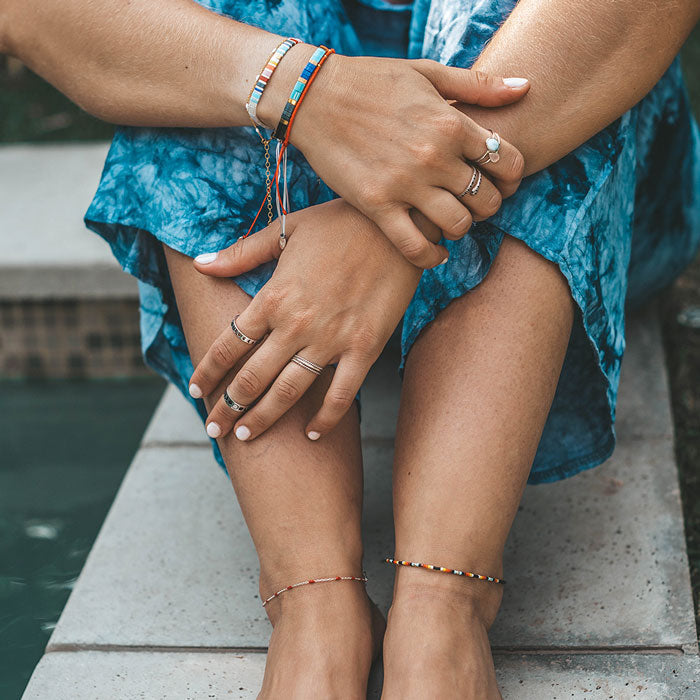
left=397, top=235, right=429, bottom=263
left=357, top=179, right=391, bottom=213
left=326, top=387, right=356, bottom=412
left=259, top=286, right=286, bottom=315
left=275, top=376, right=302, bottom=403
left=484, top=189, right=502, bottom=216
left=211, top=341, right=236, bottom=369
left=506, top=150, right=525, bottom=180
left=437, top=113, right=464, bottom=140
left=286, top=309, right=313, bottom=334
left=444, top=212, right=472, bottom=236
left=412, top=140, right=442, bottom=167
left=235, top=366, right=263, bottom=396
left=472, top=69, right=490, bottom=92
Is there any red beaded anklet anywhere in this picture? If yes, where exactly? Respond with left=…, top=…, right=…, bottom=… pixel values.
left=384, top=558, right=506, bottom=584
left=261, top=573, right=368, bottom=607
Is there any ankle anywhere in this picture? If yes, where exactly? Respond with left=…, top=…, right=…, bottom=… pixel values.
left=391, top=571, right=504, bottom=630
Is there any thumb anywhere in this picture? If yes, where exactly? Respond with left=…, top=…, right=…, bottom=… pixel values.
left=413, top=60, right=530, bottom=107
left=193, top=221, right=282, bottom=277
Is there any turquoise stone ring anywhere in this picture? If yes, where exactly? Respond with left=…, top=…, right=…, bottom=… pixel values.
left=476, top=130, right=501, bottom=164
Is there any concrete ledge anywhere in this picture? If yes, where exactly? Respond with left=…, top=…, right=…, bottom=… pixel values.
left=0, top=143, right=136, bottom=299
left=23, top=303, right=700, bottom=697
left=23, top=651, right=700, bottom=699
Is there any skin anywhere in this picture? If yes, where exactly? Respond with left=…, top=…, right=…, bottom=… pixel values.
left=0, top=0, right=530, bottom=267
left=3, top=0, right=698, bottom=695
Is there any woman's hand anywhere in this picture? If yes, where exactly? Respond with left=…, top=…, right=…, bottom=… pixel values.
left=259, top=51, right=529, bottom=268
left=188, top=199, right=422, bottom=442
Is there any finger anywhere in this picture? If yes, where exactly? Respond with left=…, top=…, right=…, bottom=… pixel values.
left=461, top=123, right=525, bottom=188
left=452, top=166, right=503, bottom=224
left=232, top=350, right=329, bottom=441
left=305, top=356, right=365, bottom=439
left=413, top=60, right=530, bottom=106
left=193, top=219, right=283, bottom=278
left=410, top=187, right=473, bottom=242
left=374, top=207, right=449, bottom=269
left=204, top=332, right=293, bottom=439
left=188, top=303, right=269, bottom=399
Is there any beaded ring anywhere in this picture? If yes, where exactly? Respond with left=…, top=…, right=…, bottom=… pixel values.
left=261, top=573, right=368, bottom=607
left=384, top=558, right=506, bottom=584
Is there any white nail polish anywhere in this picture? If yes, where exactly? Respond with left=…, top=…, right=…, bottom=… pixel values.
left=307, top=431, right=321, bottom=441
left=195, top=252, right=218, bottom=264
left=503, top=77, right=528, bottom=88
left=206, top=422, right=221, bottom=438
left=439, top=257, right=449, bottom=266
left=235, top=425, right=251, bottom=441
left=189, top=383, right=202, bottom=399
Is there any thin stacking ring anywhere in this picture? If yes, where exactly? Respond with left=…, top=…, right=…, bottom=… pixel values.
left=458, top=167, right=479, bottom=198
left=262, top=573, right=368, bottom=607
left=384, top=558, right=506, bottom=584
left=231, top=315, right=261, bottom=346
left=475, top=130, right=501, bottom=165
left=459, top=167, right=482, bottom=197
left=223, top=389, right=248, bottom=413
left=291, top=354, right=324, bottom=376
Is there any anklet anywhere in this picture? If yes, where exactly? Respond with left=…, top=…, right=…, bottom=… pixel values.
left=261, top=573, right=368, bottom=607
left=384, top=558, right=506, bottom=584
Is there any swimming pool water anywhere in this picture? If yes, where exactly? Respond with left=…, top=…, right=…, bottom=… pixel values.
left=0, top=378, right=165, bottom=699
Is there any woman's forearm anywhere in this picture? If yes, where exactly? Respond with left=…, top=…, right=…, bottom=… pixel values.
left=459, top=0, right=700, bottom=175
left=1, top=0, right=315, bottom=127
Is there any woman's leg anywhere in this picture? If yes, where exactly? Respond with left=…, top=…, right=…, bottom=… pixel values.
left=382, top=235, right=575, bottom=699
left=163, top=245, right=384, bottom=699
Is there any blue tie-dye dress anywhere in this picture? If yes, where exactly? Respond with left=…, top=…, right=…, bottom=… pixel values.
left=85, top=0, right=700, bottom=484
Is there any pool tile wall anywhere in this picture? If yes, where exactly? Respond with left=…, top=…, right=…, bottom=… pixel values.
left=0, top=300, right=148, bottom=378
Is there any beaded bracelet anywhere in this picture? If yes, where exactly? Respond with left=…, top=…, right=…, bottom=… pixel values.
left=384, top=558, right=506, bottom=584
left=261, top=573, right=368, bottom=607
left=245, top=37, right=301, bottom=132
left=272, top=45, right=333, bottom=142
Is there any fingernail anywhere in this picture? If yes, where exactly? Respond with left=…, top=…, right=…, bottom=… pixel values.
left=439, top=257, right=449, bottom=266
left=503, top=77, right=528, bottom=88
left=206, top=422, right=221, bottom=438
left=189, top=383, right=202, bottom=399
left=235, top=425, right=251, bottom=441
left=195, top=252, right=218, bottom=264
left=307, top=431, right=321, bottom=441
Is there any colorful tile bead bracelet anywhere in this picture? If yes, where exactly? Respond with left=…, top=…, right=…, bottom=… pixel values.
left=242, top=41, right=335, bottom=246
left=245, top=37, right=301, bottom=132
left=384, top=558, right=506, bottom=584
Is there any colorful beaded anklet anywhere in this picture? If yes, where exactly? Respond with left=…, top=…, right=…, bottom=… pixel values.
left=261, top=573, right=368, bottom=607
left=384, top=558, right=506, bottom=584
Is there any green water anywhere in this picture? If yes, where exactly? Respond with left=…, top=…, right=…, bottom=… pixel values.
left=0, top=378, right=165, bottom=699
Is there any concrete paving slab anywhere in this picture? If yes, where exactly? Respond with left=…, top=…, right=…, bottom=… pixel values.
left=44, top=304, right=697, bottom=661
left=141, top=386, right=208, bottom=447
left=0, top=143, right=136, bottom=299
left=23, top=650, right=700, bottom=699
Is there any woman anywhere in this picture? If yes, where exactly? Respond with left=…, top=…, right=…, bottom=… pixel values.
left=5, top=0, right=700, bottom=697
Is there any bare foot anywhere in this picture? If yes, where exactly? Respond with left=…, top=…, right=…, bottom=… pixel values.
left=381, top=578, right=503, bottom=699
left=258, top=581, right=385, bottom=699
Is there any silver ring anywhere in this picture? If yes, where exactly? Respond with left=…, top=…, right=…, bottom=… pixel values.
left=458, top=167, right=479, bottom=198
left=291, top=354, right=324, bottom=376
left=469, top=168, right=482, bottom=196
left=231, top=315, right=261, bottom=346
left=223, top=389, right=248, bottom=413
left=475, top=130, right=501, bottom=164
left=459, top=167, right=482, bottom=197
